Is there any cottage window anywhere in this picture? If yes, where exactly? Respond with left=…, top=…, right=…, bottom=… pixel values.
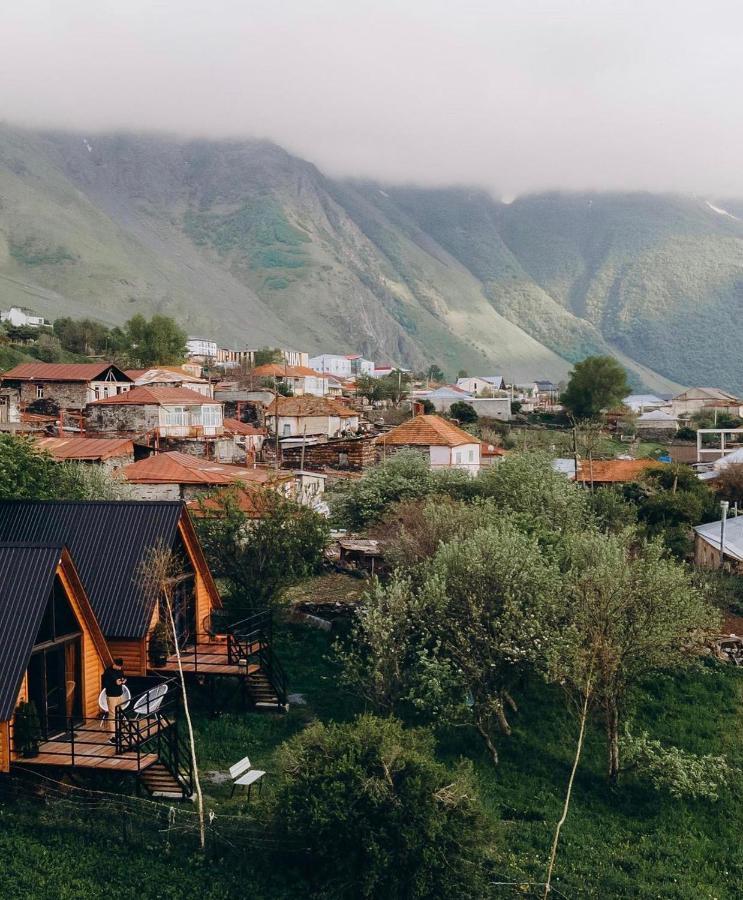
left=164, top=406, right=189, bottom=426
left=455, top=451, right=462, bottom=464
left=94, top=386, right=100, bottom=400
left=282, top=423, right=291, bottom=436
left=36, top=385, right=44, bottom=399
left=201, top=405, right=221, bottom=427
left=468, top=449, right=474, bottom=462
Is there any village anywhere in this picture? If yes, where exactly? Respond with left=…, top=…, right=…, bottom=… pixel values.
left=1, top=307, right=743, bottom=897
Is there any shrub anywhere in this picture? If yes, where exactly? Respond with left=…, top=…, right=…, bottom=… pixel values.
left=268, top=715, right=492, bottom=898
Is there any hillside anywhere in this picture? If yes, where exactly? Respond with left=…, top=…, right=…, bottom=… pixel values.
left=2, top=126, right=742, bottom=389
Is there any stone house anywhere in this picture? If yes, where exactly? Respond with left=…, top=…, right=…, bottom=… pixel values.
left=671, top=387, right=743, bottom=418
left=0, top=362, right=133, bottom=418
left=694, top=516, right=743, bottom=573
left=85, top=385, right=225, bottom=441
left=120, top=450, right=297, bottom=502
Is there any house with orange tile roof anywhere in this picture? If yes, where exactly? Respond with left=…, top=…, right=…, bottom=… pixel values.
left=374, top=414, right=481, bottom=473
left=574, top=458, right=662, bottom=485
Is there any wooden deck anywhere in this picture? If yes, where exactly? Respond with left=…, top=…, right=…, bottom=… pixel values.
left=13, top=722, right=159, bottom=772
left=152, top=641, right=261, bottom=677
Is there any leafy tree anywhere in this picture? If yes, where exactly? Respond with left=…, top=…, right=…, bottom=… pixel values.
left=426, top=363, right=444, bottom=382
left=252, top=347, right=283, bottom=366
left=627, top=463, right=718, bottom=556
left=32, top=333, right=63, bottom=363
left=510, top=400, right=522, bottom=414
left=554, top=529, right=720, bottom=781
left=342, top=521, right=563, bottom=763
left=268, top=715, right=492, bottom=899
left=448, top=400, right=478, bottom=423
left=420, top=398, right=435, bottom=414
left=112, top=314, right=187, bottom=366
left=356, top=372, right=410, bottom=404
left=476, top=451, right=590, bottom=536
left=53, top=317, right=111, bottom=355
left=195, top=487, right=329, bottom=615
left=330, top=451, right=433, bottom=529
left=560, top=355, right=630, bottom=419
left=456, top=369, right=468, bottom=379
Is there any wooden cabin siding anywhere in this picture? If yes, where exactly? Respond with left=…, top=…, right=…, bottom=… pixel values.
left=108, top=639, right=147, bottom=677
left=57, top=562, right=107, bottom=719
left=0, top=721, right=9, bottom=773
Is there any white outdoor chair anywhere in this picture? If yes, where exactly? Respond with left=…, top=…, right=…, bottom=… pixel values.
left=98, top=686, right=131, bottom=727
left=229, top=756, right=266, bottom=799
left=128, top=683, right=169, bottom=719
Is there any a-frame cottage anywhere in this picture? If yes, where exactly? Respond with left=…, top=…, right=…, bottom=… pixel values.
left=0, top=501, right=285, bottom=708
left=0, top=501, right=287, bottom=795
left=0, top=544, right=112, bottom=772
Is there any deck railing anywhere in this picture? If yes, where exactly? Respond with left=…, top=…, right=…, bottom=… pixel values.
left=10, top=677, right=179, bottom=772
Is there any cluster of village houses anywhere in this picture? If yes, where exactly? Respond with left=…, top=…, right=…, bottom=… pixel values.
left=2, top=310, right=743, bottom=793
left=0, top=321, right=565, bottom=509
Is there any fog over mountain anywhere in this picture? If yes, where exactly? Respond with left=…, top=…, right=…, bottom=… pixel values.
left=2, top=1, right=743, bottom=197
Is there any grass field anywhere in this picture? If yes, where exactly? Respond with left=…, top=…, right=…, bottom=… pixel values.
left=1, top=622, right=741, bottom=898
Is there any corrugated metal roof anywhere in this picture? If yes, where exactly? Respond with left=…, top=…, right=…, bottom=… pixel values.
left=35, top=437, right=134, bottom=460
left=0, top=501, right=184, bottom=639
left=89, top=385, right=217, bottom=406
left=694, top=517, right=743, bottom=562
left=0, top=544, right=62, bottom=720
left=121, top=451, right=282, bottom=485
left=1, top=362, right=131, bottom=383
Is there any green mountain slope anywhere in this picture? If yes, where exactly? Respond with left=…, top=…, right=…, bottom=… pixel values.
left=1, top=126, right=739, bottom=390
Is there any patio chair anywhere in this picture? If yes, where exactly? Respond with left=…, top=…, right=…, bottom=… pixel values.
left=97, top=686, right=131, bottom=728
left=229, top=756, right=266, bottom=799
left=127, top=683, right=169, bottom=719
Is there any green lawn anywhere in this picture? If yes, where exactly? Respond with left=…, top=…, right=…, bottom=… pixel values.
left=1, top=623, right=742, bottom=897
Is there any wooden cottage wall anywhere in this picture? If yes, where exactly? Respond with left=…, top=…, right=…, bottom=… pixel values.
left=107, top=639, right=148, bottom=677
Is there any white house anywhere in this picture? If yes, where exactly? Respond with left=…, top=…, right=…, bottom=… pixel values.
left=125, top=367, right=214, bottom=397
left=374, top=414, right=481, bottom=474
left=623, top=394, right=668, bottom=413
left=417, top=384, right=473, bottom=412
left=309, top=354, right=353, bottom=378
left=0, top=306, right=49, bottom=328
left=636, top=409, right=679, bottom=431
left=186, top=337, right=218, bottom=359
left=456, top=376, right=505, bottom=394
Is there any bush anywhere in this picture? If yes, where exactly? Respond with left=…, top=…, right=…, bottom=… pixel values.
left=449, top=400, right=478, bottom=423
left=268, top=715, right=492, bottom=898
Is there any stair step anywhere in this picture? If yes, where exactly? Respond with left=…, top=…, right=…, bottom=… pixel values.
left=139, top=763, right=192, bottom=800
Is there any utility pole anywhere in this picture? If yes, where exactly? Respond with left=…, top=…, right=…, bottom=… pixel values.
left=720, top=500, right=730, bottom=569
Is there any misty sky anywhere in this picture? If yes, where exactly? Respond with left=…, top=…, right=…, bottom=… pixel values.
left=2, top=1, right=743, bottom=196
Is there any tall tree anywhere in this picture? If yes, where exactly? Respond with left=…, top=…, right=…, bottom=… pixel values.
left=114, top=314, right=187, bottom=366
left=560, top=355, right=630, bottom=419
left=553, top=529, right=720, bottom=781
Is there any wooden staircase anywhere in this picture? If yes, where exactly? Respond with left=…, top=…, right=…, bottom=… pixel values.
left=139, top=762, right=191, bottom=800
left=247, top=670, right=285, bottom=709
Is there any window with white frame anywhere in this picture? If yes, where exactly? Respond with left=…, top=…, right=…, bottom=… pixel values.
left=468, top=449, right=474, bottom=462
left=455, top=451, right=462, bottom=464
left=201, top=405, right=221, bottom=427
left=36, top=385, right=44, bottom=399
left=164, top=406, right=188, bottom=426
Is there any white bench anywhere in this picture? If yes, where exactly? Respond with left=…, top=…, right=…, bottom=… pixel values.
left=229, top=756, right=267, bottom=799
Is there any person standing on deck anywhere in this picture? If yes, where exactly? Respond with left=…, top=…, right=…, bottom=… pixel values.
left=102, top=658, right=127, bottom=742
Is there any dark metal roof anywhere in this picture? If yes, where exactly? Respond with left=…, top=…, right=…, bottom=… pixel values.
left=0, top=544, right=62, bottom=720
left=0, top=502, right=185, bottom=639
